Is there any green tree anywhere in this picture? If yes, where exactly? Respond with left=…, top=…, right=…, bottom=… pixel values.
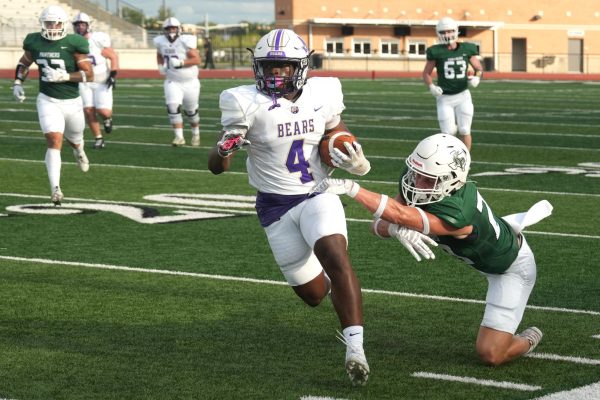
left=158, top=6, right=173, bottom=21
left=121, top=7, right=144, bottom=26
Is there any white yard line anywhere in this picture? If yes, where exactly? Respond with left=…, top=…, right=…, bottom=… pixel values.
left=531, top=382, right=600, bottom=400
left=0, top=255, right=598, bottom=317
left=411, top=372, right=542, bottom=391
left=525, top=353, right=600, bottom=365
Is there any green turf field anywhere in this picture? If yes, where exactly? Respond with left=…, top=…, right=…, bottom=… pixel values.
left=0, top=78, right=598, bottom=399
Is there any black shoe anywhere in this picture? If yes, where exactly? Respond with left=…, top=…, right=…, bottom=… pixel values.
left=103, top=118, right=113, bottom=134
left=93, top=137, right=105, bottom=149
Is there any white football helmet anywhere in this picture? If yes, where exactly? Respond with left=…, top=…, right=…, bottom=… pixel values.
left=72, top=12, right=92, bottom=36
left=163, top=17, right=181, bottom=42
left=40, top=6, right=68, bottom=41
left=402, top=134, right=470, bottom=206
left=251, top=29, right=311, bottom=99
left=436, top=17, right=459, bottom=45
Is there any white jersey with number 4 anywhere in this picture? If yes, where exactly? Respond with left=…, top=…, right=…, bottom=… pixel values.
left=153, top=34, right=199, bottom=82
left=219, top=77, right=345, bottom=195
left=87, top=31, right=111, bottom=83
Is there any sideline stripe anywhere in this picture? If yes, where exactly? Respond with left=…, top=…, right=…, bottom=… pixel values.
left=525, top=353, right=600, bottom=365
left=0, top=255, right=598, bottom=317
left=411, top=372, right=542, bottom=391
left=531, top=382, right=600, bottom=400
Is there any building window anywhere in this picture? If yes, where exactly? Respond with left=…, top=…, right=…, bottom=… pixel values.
left=353, top=39, right=371, bottom=55
left=408, top=40, right=427, bottom=56
left=325, top=39, right=344, bottom=55
left=380, top=39, right=400, bottom=56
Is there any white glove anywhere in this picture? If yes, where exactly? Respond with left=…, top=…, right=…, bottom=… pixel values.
left=330, top=142, right=371, bottom=176
left=310, top=178, right=360, bottom=198
left=42, top=66, right=70, bottom=83
left=13, top=83, right=26, bottom=102
left=388, top=224, right=437, bottom=262
left=468, top=76, right=480, bottom=88
left=170, top=58, right=184, bottom=68
left=217, top=131, right=251, bottom=157
left=428, top=84, right=443, bottom=97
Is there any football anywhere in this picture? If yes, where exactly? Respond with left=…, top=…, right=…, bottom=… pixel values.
left=319, top=131, right=357, bottom=167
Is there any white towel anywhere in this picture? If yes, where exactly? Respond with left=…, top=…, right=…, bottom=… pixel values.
left=501, top=200, right=553, bottom=234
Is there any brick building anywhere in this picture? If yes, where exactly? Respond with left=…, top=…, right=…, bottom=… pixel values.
left=274, top=0, right=600, bottom=73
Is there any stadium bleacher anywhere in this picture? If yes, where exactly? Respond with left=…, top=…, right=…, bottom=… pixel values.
left=0, top=0, right=148, bottom=48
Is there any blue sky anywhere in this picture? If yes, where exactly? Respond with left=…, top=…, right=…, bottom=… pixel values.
left=128, top=0, right=275, bottom=25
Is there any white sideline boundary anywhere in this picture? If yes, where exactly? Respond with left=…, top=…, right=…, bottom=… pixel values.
left=1, top=255, right=599, bottom=319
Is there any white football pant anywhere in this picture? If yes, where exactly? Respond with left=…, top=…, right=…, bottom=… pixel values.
left=36, top=93, right=85, bottom=145
left=436, top=90, right=474, bottom=136
left=264, top=193, right=348, bottom=286
left=481, top=235, right=536, bottom=334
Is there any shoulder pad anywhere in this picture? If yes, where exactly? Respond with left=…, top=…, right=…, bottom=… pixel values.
left=180, top=35, right=198, bottom=49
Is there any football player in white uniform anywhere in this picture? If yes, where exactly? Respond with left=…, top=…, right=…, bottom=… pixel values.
left=13, top=5, right=93, bottom=205
left=73, top=12, right=119, bottom=149
left=153, top=17, right=201, bottom=147
left=208, top=29, right=434, bottom=385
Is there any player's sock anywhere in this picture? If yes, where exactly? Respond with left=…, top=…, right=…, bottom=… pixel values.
left=174, top=128, right=184, bottom=139
left=343, top=325, right=364, bottom=347
left=45, top=148, right=61, bottom=189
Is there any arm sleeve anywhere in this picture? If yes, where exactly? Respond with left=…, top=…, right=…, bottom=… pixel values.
left=96, top=32, right=111, bottom=48
left=320, top=78, right=345, bottom=130
left=220, top=90, right=250, bottom=129
left=181, top=35, right=198, bottom=50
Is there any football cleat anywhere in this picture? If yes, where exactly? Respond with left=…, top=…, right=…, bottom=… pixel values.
left=191, top=135, right=200, bottom=147
left=336, top=330, right=369, bottom=386
left=93, top=137, right=105, bottom=149
left=51, top=186, right=64, bottom=206
left=172, top=137, right=185, bottom=147
left=103, top=118, right=113, bottom=134
left=518, top=327, right=543, bottom=354
left=73, top=148, right=90, bottom=172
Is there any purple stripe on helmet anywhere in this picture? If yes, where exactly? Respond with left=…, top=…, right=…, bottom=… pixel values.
left=274, top=29, right=284, bottom=50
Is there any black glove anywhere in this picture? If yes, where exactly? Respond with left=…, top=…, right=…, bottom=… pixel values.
left=106, top=70, right=117, bottom=90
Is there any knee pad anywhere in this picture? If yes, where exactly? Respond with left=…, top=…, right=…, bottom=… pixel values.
left=184, top=108, right=200, bottom=125
left=167, top=104, right=183, bottom=125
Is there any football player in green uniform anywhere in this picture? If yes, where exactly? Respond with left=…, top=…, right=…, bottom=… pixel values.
left=423, top=17, right=483, bottom=151
left=12, top=5, right=94, bottom=205
left=311, top=134, right=553, bottom=366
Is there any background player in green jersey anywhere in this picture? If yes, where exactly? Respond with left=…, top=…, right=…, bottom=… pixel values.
left=423, top=17, right=483, bottom=151
left=311, top=134, right=553, bottom=366
left=12, top=5, right=94, bottom=205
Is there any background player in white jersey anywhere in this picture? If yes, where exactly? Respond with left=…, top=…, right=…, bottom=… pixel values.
left=423, top=17, right=483, bottom=150
left=312, top=134, right=552, bottom=366
left=72, top=12, right=119, bottom=149
left=208, top=29, right=432, bottom=385
left=153, top=17, right=201, bottom=147
left=12, top=5, right=93, bottom=205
